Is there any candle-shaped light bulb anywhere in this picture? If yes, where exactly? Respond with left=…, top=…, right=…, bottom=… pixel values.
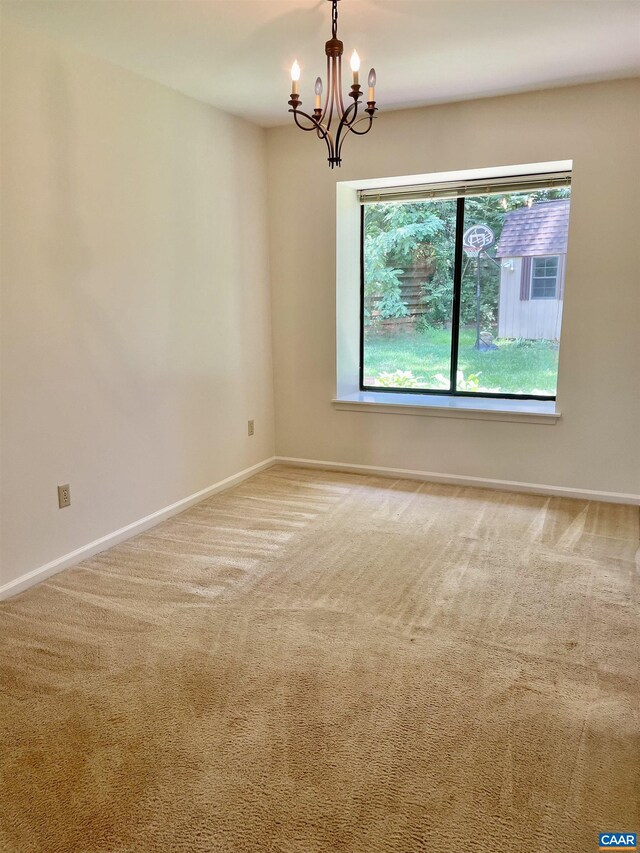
left=314, top=77, right=323, bottom=110
left=368, top=67, right=376, bottom=101
left=350, top=50, right=360, bottom=85
left=291, top=60, right=300, bottom=95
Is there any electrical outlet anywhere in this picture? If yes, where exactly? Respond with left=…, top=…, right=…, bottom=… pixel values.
left=57, top=484, right=71, bottom=508
left=247, top=419, right=255, bottom=437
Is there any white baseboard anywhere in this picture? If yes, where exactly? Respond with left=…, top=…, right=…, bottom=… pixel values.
left=3, top=453, right=636, bottom=602
left=0, top=457, right=277, bottom=602
left=275, top=456, right=640, bottom=506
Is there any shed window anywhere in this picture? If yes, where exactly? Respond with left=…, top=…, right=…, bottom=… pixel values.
left=531, top=256, right=559, bottom=299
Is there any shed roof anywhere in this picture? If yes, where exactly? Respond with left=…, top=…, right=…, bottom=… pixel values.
left=495, top=199, right=570, bottom=258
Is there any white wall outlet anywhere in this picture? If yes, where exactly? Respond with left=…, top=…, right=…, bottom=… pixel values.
left=57, top=484, right=71, bottom=508
left=247, top=419, right=255, bottom=437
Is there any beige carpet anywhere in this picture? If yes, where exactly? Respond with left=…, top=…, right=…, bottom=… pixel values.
left=1, top=465, right=638, bottom=853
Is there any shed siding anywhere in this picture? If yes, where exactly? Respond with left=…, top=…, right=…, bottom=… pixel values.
left=498, top=257, right=564, bottom=340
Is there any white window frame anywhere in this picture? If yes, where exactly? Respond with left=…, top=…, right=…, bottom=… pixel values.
left=531, top=255, right=559, bottom=300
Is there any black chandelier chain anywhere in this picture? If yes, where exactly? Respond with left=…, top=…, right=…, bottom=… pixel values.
left=331, top=0, right=338, bottom=39
left=288, top=0, right=378, bottom=168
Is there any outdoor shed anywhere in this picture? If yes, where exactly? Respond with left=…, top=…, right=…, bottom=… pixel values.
left=496, top=198, right=570, bottom=340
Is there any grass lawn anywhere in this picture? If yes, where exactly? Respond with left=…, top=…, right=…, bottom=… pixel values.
left=363, top=328, right=559, bottom=395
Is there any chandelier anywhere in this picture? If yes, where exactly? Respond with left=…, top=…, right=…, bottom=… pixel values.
left=288, top=0, right=377, bottom=169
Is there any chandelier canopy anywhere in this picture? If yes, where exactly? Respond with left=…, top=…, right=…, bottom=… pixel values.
left=288, top=0, right=378, bottom=169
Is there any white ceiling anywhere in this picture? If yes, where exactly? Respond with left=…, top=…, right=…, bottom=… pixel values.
left=3, top=0, right=640, bottom=127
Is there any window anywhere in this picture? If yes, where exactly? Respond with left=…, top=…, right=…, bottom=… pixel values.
left=531, top=256, right=559, bottom=299
left=360, top=172, right=571, bottom=400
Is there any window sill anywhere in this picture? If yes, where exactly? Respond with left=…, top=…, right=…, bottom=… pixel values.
left=332, top=391, right=560, bottom=424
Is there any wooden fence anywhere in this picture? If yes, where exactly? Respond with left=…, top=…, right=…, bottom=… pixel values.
left=367, top=266, right=432, bottom=332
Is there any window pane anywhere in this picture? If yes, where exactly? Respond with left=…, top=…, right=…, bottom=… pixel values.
left=536, top=257, right=558, bottom=276
left=531, top=256, right=559, bottom=299
left=362, top=199, right=457, bottom=391
left=457, top=190, right=570, bottom=396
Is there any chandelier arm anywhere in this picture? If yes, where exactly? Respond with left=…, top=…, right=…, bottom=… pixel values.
left=330, top=58, right=341, bottom=131
left=336, top=56, right=346, bottom=117
left=319, top=55, right=329, bottom=124
left=290, top=109, right=326, bottom=133
left=323, top=131, right=336, bottom=163
left=335, top=112, right=375, bottom=159
left=341, top=98, right=360, bottom=128
left=333, top=101, right=358, bottom=155
left=316, top=127, right=335, bottom=163
left=315, top=123, right=336, bottom=162
left=323, top=54, right=335, bottom=129
left=289, top=108, right=337, bottom=162
left=331, top=65, right=340, bottom=129
left=343, top=113, right=375, bottom=135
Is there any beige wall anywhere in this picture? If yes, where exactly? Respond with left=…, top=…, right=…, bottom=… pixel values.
left=267, top=80, right=640, bottom=496
left=1, top=19, right=275, bottom=588
left=1, top=21, right=638, bottom=596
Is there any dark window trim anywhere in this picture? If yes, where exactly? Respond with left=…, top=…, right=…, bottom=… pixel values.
left=449, top=196, right=465, bottom=392
left=358, top=202, right=365, bottom=393
left=359, top=195, right=557, bottom=402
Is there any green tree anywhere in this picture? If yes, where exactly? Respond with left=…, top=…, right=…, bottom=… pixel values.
left=363, top=200, right=455, bottom=325
left=364, top=187, right=570, bottom=330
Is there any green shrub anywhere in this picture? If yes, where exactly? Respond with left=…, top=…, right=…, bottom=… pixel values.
left=433, top=371, right=485, bottom=391
left=377, top=370, right=421, bottom=388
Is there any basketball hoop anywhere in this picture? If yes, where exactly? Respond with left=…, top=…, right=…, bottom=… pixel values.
left=462, top=224, right=495, bottom=258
